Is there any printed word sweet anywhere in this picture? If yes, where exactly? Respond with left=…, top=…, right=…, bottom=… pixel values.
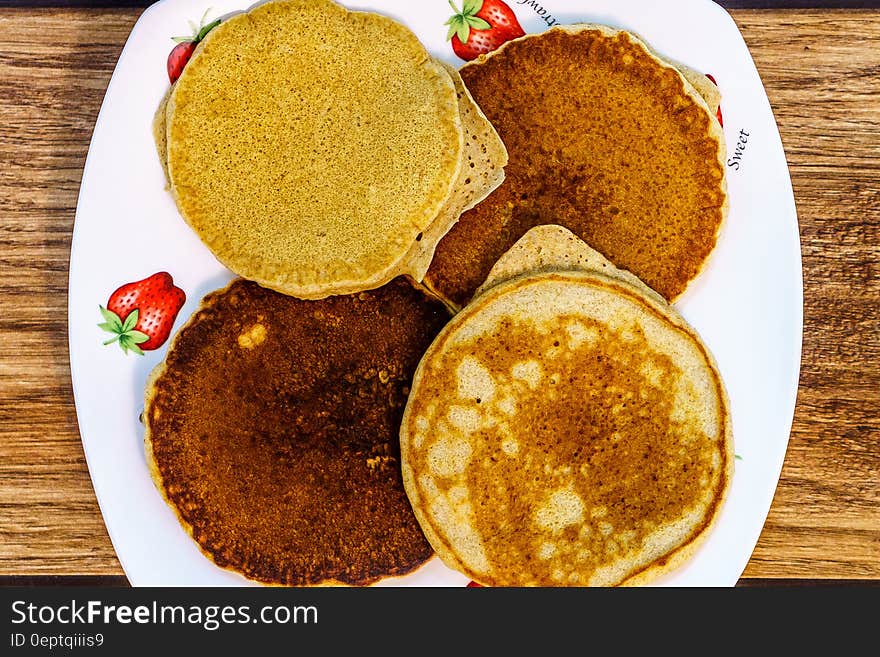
left=727, top=129, right=750, bottom=171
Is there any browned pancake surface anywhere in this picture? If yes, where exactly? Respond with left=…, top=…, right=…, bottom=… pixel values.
left=425, top=28, right=726, bottom=306
left=410, top=314, right=721, bottom=584
left=146, top=278, right=449, bottom=585
left=400, top=272, right=731, bottom=586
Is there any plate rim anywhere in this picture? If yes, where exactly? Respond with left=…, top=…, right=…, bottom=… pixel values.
left=68, top=0, right=804, bottom=587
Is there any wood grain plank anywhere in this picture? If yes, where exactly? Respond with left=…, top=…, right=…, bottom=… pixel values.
left=0, top=9, right=138, bottom=575
left=0, top=8, right=876, bottom=580
left=728, top=10, right=880, bottom=579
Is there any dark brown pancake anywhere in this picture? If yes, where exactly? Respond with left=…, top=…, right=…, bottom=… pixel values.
left=145, top=277, right=450, bottom=585
left=424, top=26, right=727, bottom=307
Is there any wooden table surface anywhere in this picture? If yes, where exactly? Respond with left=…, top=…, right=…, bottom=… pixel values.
left=0, top=3, right=877, bottom=586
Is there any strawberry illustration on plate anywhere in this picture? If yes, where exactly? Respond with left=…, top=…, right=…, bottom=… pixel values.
left=446, top=0, right=525, bottom=62
left=706, top=74, right=724, bottom=127
left=167, top=10, right=221, bottom=84
left=98, top=272, right=186, bottom=356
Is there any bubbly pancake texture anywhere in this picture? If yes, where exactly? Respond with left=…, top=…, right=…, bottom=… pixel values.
left=424, top=25, right=727, bottom=307
left=166, top=0, right=463, bottom=298
left=400, top=272, right=732, bottom=586
left=146, top=278, right=450, bottom=586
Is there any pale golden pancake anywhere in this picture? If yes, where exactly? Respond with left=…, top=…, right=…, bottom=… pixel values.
left=145, top=277, right=451, bottom=586
left=165, top=0, right=464, bottom=299
left=154, top=62, right=508, bottom=289
left=424, top=24, right=728, bottom=307
left=401, top=231, right=733, bottom=586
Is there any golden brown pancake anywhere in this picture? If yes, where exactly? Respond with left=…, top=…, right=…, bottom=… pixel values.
left=145, top=277, right=450, bottom=585
left=424, top=25, right=727, bottom=307
left=165, top=0, right=464, bottom=299
left=401, top=238, right=733, bottom=586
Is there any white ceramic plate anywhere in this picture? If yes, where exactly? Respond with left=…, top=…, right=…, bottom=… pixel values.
left=69, top=0, right=802, bottom=586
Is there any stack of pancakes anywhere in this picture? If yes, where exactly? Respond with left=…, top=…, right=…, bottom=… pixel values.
left=147, top=4, right=732, bottom=587
left=154, top=0, right=507, bottom=299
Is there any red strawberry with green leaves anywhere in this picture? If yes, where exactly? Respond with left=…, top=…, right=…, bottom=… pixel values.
left=446, top=0, right=525, bottom=62
left=99, top=272, right=186, bottom=355
left=167, top=10, right=221, bottom=84
left=706, top=74, right=724, bottom=127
